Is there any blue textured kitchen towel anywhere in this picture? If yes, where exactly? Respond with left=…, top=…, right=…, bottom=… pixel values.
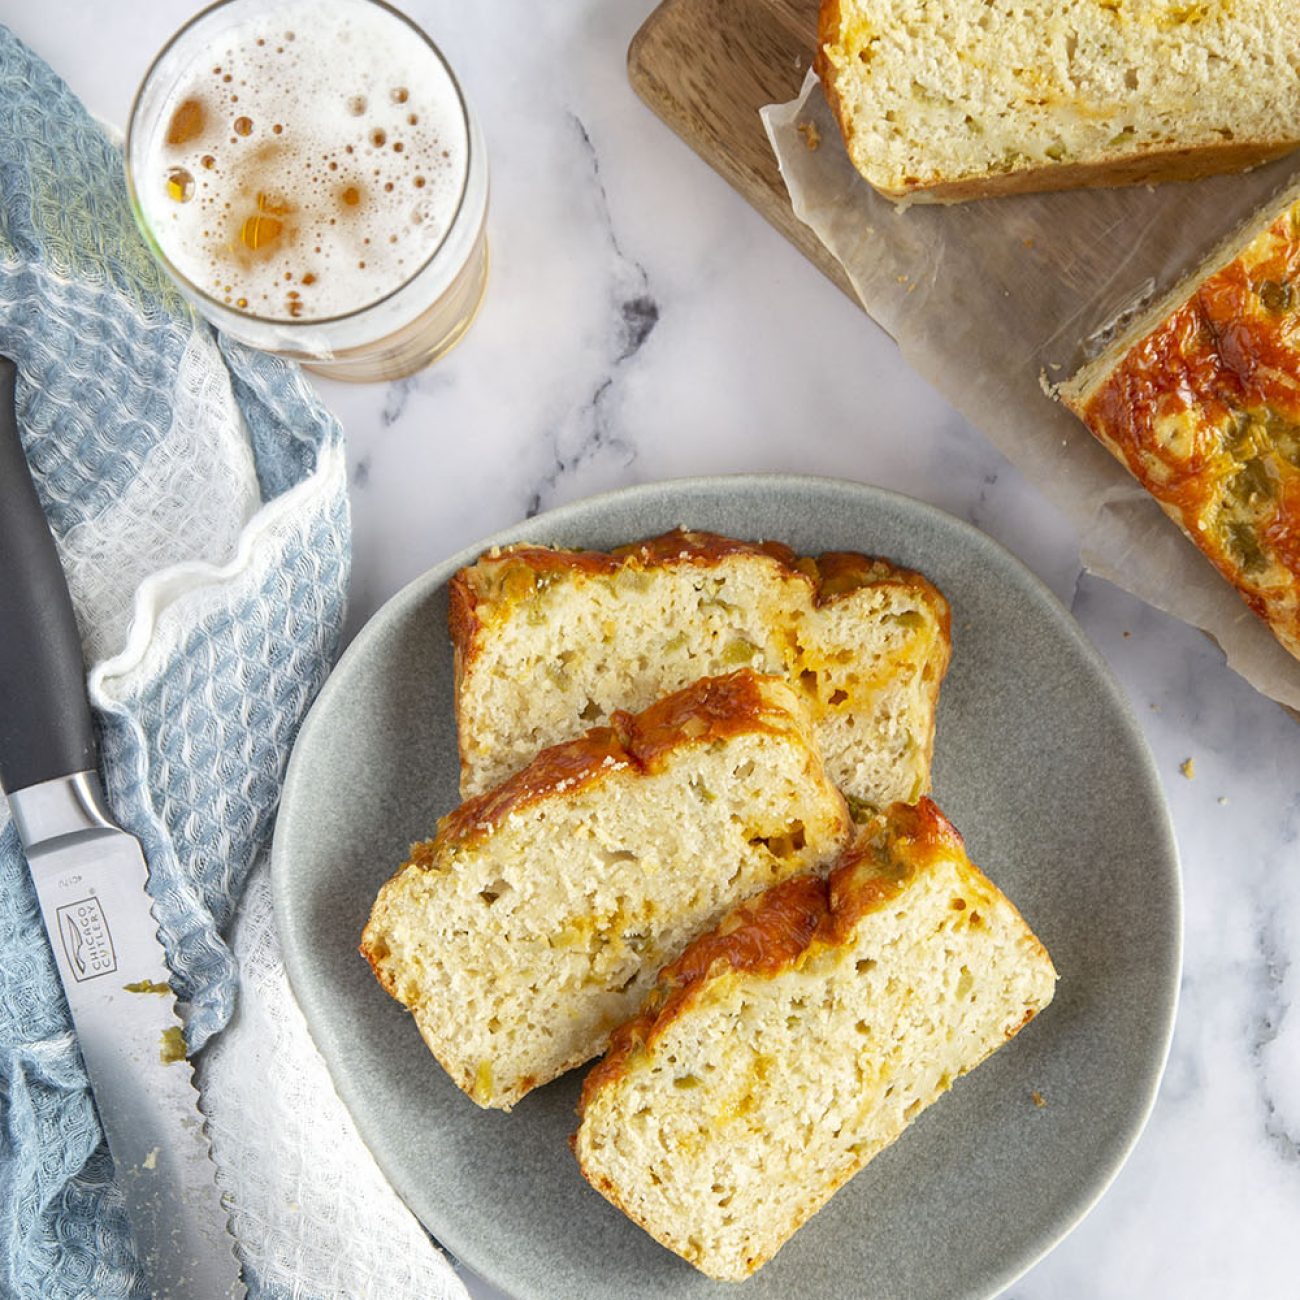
left=0, top=27, right=349, bottom=1299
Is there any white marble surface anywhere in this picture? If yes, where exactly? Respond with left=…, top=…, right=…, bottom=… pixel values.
left=9, top=2, right=1299, bottom=1297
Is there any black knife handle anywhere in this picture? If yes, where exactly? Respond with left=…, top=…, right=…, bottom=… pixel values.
left=0, top=357, right=97, bottom=795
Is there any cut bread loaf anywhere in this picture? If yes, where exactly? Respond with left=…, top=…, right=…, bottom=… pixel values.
left=361, top=671, right=851, bottom=1110
left=574, top=799, right=1057, bottom=1281
left=1060, top=176, right=1300, bottom=661
left=450, top=528, right=950, bottom=805
left=817, top=0, right=1300, bottom=203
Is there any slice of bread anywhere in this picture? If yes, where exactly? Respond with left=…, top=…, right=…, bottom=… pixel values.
left=573, top=799, right=1057, bottom=1281
left=361, top=671, right=851, bottom=1110
left=1059, top=177, right=1300, bottom=660
left=450, top=528, right=950, bottom=806
left=817, top=0, right=1300, bottom=203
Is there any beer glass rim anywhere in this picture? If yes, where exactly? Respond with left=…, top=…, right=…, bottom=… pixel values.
left=124, top=0, right=475, bottom=330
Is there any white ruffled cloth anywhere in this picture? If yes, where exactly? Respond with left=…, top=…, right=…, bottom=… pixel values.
left=203, top=864, right=471, bottom=1299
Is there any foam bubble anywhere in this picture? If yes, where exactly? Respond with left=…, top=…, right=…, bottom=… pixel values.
left=140, top=0, right=469, bottom=321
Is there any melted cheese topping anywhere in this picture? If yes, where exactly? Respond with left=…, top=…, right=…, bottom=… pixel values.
left=1081, top=201, right=1300, bottom=658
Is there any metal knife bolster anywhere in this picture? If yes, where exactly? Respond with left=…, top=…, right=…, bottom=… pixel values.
left=8, top=770, right=115, bottom=848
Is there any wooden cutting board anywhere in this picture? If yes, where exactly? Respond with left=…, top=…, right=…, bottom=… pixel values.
left=630, top=1, right=1300, bottom=719
left=628, top=0, right=856, bottom=301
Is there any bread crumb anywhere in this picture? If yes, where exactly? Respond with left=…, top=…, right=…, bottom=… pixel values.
left=1180, top=757, right=1195, bottom=779
left=1031, top=1090, right=1047, bottom=1109
left=1022, top=237, right=1036, bottom=250
left=797, top=120, right=821, bottom=151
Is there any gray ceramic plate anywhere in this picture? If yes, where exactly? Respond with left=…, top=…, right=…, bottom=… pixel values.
left=273, top=475, right=1181, bottom=1300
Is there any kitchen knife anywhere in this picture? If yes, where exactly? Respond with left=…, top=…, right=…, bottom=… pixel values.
left=0, top=356, right=245, bottom=1299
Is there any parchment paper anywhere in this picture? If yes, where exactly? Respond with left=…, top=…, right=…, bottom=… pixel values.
left=763, top=72, right=1300, bottom=712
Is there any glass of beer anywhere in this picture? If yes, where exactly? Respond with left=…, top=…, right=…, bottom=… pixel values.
left=126, top=0, right=488, bottom=382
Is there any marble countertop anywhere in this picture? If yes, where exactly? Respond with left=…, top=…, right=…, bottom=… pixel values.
left=11, top=2, right=1299, bottom=1297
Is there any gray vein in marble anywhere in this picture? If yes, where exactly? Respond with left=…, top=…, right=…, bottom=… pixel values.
left=1249, top=801, right=1300, bottom=1169
left=961, top=469, right=1001, bottom=533
left=525, top=115, right=657, bottom=519
left=382, top=375, right=421, bottom=429
left=618, top=294, right=659, bottom=362
left=525, top=380, right=635, bottom=520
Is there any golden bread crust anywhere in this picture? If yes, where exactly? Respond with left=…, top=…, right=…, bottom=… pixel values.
left=359, top=935, right=399, bottom=999
left=449, top=529, right=799, bottom=672
left=1062, top=195, right=1300, bottom=660
left=451, top=525, right=949, bottom=688
left=865, top=140, right=1298, bottom=205
left=576, top=797, right=1044, bottom=1118
left=814, top=0, right=852, bottom=161
left=419, top=670, right=802, bottom=853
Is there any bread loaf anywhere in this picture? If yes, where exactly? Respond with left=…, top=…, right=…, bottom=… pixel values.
left=361, top=671, right=851, bottom=1110
left=817, top=0, right=1300, bottom=203
left=450, top=528, right=950, bottom=804
left=573, top=799, right=1056, bottom=1280
left=1060, top=177, right=1300, bottom=661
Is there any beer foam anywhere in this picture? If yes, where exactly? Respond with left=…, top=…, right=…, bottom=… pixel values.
left=138, top=0, right=469, bottom=322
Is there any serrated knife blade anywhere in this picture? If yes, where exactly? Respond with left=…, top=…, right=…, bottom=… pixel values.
left=0, top=356, right=244, bottom=1299
left=16, top=777, right=245, bottom=1299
